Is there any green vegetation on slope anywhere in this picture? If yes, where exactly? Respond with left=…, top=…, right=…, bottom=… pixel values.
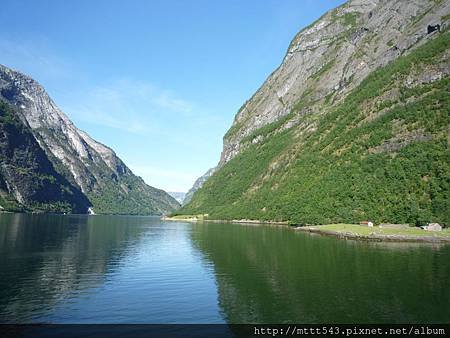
left=179, top=33, right=450, bottom=226
left=87, top=174, right=177, bottom=215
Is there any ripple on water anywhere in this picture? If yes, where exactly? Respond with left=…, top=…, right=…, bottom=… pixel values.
left=0, top=214, right=449, bottom=324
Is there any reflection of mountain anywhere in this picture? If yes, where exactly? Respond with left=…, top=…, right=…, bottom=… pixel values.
left=0, top=214, right=148, bottom=323
left=190, top=223, right=450, bottom=323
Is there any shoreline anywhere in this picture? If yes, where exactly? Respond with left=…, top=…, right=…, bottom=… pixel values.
left=294, top=226, right=450, bottom=244
left=162, top=216, right=450, bottom=244
left=161, top=216, right=288, bottom=225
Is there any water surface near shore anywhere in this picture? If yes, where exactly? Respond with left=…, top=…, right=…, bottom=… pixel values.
left=0, top=214, right=449, bottom=323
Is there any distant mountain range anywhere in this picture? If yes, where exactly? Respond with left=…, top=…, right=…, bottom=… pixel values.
left=179, top=0, right=449, bottom=226
left=168, top=192, right=186, bottom=204
left=0, top=64, right=179, bottom=215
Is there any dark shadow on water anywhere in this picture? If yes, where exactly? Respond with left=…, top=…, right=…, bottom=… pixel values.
left=189, top=222, right=450, bottom=323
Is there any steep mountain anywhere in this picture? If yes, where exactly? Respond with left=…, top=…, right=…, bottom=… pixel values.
left=0, top=65, right=179, bottom=215
left=168, top=191, right=186, bottom=204
left=179, top=0, right=450, bottom=226
left=0, top=100, right=90, bottom=213
left=183, top=167, right=216, bottom=205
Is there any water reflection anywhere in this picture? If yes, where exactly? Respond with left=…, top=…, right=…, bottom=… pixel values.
left=190, top=222, right=450, bottom=323
left=0, top=215, right=224, bottom=324
left=1, top=215, right=449, bottom=324
left=0, top=214, right=149, bottom=322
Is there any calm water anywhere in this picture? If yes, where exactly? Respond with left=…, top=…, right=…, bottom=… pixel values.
left=0, top=214, right=449, bottom=324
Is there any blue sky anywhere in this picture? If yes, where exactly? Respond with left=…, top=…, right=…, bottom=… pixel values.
left=0, top=0, right=344, bottom=192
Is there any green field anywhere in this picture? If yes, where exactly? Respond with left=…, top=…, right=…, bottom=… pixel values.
left=308, top=224, right=450, bottom=238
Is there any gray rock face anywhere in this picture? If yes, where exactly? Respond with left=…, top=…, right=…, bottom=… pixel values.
left=183, top=167, right=216, bottom=205
left=0, top=64, right=180, bottom=215
left=219, top=0, right=449, bottom=167
left=0, top=64, right=126, bottom=193
left=168, top=192, right=186, bottom=204
left=0, top=100, right=91, bottom=213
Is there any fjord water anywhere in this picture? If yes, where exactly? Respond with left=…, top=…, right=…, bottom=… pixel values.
left=0, top=214, right=449, bottom=324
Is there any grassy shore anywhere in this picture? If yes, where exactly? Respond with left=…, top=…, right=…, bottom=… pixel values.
left=163, top=214, right=208, bottom=221
left=295, top=223, right=450, bottom=243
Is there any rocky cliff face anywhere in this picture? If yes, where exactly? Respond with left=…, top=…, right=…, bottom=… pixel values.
left=168, top=192, right=186, bottom=204
left=180, top=0, right=449, bottom=226
left=0, top=100, right=90, bottom=213
left=0, top=65, right=179, bottom=215
left=220, top=0, right=449, bottom=166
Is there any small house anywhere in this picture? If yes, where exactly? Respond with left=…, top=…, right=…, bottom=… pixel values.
left=423, top=223, right=442, bottom=232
